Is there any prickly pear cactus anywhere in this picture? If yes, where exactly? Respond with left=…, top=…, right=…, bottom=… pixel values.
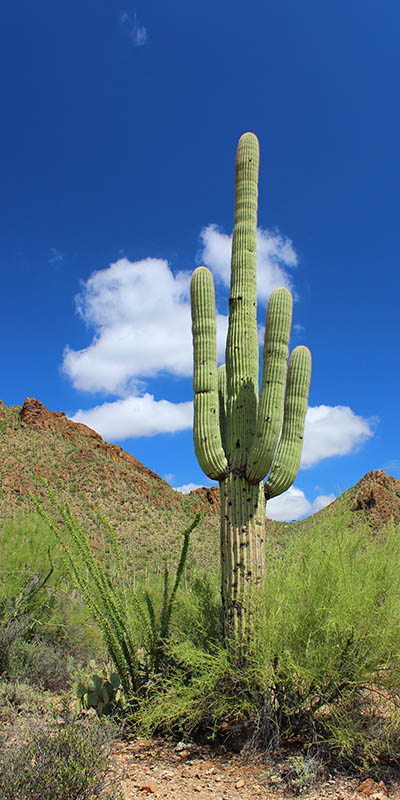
left=75, top=665, right=126, bottom=717
left=191, top=133, right=311, bottom=649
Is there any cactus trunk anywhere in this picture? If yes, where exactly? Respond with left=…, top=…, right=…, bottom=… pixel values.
left=220, top=475, right=265, bottom=647
left=191, top=133, right=312, bottom=652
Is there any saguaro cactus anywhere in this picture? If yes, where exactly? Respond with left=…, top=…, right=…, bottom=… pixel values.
left=191, top=133, right=312, bottom=648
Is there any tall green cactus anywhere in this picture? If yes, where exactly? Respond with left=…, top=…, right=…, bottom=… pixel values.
left=191, top=133, right=312, bottom=648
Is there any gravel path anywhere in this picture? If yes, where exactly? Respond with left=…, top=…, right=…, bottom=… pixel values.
left=107, top=736, right=397, bottom=800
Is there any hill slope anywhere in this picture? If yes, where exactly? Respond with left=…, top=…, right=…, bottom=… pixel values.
left=291, top=468, right=400, bottom=534
left=1, top=398, right=399, bottom=573
left=0, top=397, right=221, bottom=572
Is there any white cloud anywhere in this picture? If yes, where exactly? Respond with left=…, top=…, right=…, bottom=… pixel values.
left=300, top=405, right=374, bottom=469
left=266, top=486, right=337, bottom=522
left=199, top=224, right=297, bottom=303
left=266, top=486, right=312, bottom=521
left=120, top=11, right=147, bottom=46
left=174, top=483, right=204, bottom=494
left=62, top=257, right=229, bottom=395
left=70, top=394, right=193, bottom=439
left=312, top=493, right=336, bottom=512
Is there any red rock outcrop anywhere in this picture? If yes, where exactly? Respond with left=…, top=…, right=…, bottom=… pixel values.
left=350, top=469, right=400, bottom=527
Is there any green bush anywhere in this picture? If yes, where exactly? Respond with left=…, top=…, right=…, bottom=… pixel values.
left=35, top=488, right=201, bottom=703
left=0, top=716, right=120, bottom=800
left=0, top=513, right=108, bottom=675
left=136, top=515, right=400, bottom=771
left=250, top=514, right=400, bottom=767
left=7, top=637, right=72, bottom=691
left=0, top=680, right=59, bottom=727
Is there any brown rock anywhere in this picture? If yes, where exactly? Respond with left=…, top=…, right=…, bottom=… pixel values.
left=235, top=777, right=245, bottom=788
left=138, top=779, right=158, bottom=793
left=370, top=794, right=389, bottom=800
left=377, top=780, right=389, bottom=795
left=190, top=485, right=221, bottom=515
left=356, top=778, right=378, bottom=795
left=351, top=470, right=400, bottom=527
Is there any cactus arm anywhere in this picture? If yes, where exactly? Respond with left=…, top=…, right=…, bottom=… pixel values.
left=191, top=266, right=228, bottom=480
left=218, top=364, right=227, bottom=454
left=246, top=287, right=293, bottom=483
left=225, top=133, right=260, bottom=468
left=265, top=345, right=312, bottom=499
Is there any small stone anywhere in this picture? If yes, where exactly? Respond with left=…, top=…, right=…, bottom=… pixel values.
left=357, top=779, right=376, bottom=796
left=370, top=794, right=389, bottom=800
left=175, top=741, right=190, bottom=752
left=138, top=779, right=158, bottom=794
left=235, top=777, right=245, bottom=789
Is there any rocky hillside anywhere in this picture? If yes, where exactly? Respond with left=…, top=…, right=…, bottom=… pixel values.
left=1, top=398, right=399, bottom=573
left=0, top=397, right=221, bottom=572
left=291, top=468, right=400, bottom=534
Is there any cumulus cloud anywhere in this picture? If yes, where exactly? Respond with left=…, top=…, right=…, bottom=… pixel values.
left=120, top=11, right=147, bottom=46
left=70, top=394, right=193, bottom=439
left=174, top=483, right=204, bottom=494
left=199, top=224, right=297, bottom=302
left=312, top=493, right=336, bottom=512
left=62, top=257, right=228, bottom=394
left=266, top=486, right=312, bottom=521
left=266, top=486, right=336, bottom=522
left=300, top=405, right=374, bottom=469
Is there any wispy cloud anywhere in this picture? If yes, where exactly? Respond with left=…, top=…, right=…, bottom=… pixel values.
left=379, top=459, right=400, bottom=477
left=48, top=248, right=65, bottom=265
left=120, top=11, right=148, bottom=46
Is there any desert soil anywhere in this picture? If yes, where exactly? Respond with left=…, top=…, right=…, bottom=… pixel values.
left=107, top=736, right=400, bottom=800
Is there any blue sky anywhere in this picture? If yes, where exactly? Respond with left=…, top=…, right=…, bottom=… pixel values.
left=1, top=1, right=399, bottom=521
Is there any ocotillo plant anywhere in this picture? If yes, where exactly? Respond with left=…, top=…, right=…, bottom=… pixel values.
left=191, top=132, right=312, bottom=649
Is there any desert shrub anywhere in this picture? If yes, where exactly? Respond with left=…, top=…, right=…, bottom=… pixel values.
left=136, top=515, right=400, bottom=771
left=0, top=680, right=60, bottom=727
left=276, top=753, right=326, bottom=794
left=7, top=636, right=72, bottom=691
left=34, top=488, right=201, bottom=706
left=0, top=514, right=63, bottom=674
left=137, top=639, right=258, bottom=743
left=0, top=513, right=110, bottom=677
left=0, top=514, right=61, bottom=590
left=249, top=514, right=400, bottom=768
left=171, top=568, right=222, bottom=650
left=0, top=715, right=120, bottom=800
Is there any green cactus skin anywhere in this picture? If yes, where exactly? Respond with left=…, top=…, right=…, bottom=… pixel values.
left=191, top=132, right=312, bottom=647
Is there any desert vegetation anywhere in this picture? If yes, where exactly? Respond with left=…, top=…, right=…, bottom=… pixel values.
left=0, top=503, right=400, bottom=797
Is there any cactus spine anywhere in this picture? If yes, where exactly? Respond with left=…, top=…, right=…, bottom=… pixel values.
left=191, top=133, right=312, bottom=648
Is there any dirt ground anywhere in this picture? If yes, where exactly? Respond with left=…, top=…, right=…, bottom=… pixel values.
left=107, top=736, right=400, bottom=800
